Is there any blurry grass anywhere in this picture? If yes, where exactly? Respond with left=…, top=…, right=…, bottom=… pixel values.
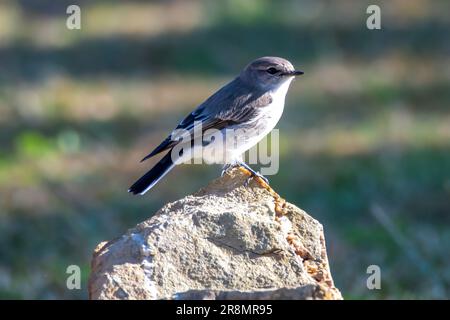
left=0, top=0, right=449, bottom=299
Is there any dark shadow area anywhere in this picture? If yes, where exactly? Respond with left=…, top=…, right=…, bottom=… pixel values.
left=15, top=0, right=161, bottom=16
left=0, top=21, right=448, bottom=83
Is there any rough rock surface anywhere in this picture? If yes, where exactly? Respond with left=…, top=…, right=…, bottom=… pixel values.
left=88, top=168, right=342, bottom=300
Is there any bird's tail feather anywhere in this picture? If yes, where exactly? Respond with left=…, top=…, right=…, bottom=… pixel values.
left=128, top=151, right=175, bottom=195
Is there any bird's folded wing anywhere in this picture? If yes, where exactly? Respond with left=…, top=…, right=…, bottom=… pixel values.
left=140, top=117, right=234, bottom=162
left=140, top=78, right=271, bottom=162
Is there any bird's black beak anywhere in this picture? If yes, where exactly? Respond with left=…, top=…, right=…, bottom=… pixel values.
left=281, top=70, right=304, bottom=77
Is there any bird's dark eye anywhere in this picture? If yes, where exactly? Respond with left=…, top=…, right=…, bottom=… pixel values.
left=266, top=67, right=278, bottom=75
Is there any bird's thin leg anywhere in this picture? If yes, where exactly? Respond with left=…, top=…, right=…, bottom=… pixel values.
left=221, top=163, right=232, bottom=176
left=237, top=161, right=269, bottom=186
left=221, top=161, right=241, bottom=176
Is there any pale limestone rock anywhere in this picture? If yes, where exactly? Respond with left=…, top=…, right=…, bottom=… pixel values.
left=88, top=168, right=342, bottom=300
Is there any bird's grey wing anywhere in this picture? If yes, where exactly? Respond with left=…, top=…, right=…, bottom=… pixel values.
left=140, top=78, right=271, bottom=162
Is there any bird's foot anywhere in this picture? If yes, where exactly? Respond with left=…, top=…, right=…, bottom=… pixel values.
left=221, top=163, right=240, bottom=177
left=236, top=164, right=270, bottom=188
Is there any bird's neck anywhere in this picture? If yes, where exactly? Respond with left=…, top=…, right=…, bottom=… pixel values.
left=270, top=78, right=293, bottom=102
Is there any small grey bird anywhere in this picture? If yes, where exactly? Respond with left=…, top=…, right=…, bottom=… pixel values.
left=129, top=56, right=303, bottom=195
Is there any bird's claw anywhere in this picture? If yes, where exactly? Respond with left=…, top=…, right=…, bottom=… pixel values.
left=221, top=163, right=238, bottom=177
left=221, top=167, right=228, bottom=177
left=259, top=174, right=269, bottom=185
left=223, top=162, right=269, bottom=188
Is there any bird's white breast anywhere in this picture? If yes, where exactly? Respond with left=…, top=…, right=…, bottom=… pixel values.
left=199, top=78, right=294, bottom=164
left=225, top=78, right=294, bottom=160
left=264, top=78, right=293, bottom=130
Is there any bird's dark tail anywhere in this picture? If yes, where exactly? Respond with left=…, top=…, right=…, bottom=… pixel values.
left=128, top=151, right=175, bottom=195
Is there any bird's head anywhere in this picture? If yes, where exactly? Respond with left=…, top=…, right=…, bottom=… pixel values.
left=240, top=56, right=304, bottom=91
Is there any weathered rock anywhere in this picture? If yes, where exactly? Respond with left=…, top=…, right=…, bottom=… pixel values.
left=88, top=168, right=342, bottom=300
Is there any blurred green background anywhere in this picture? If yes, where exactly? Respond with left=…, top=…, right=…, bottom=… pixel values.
left=0, top=0, right=449, bottom=299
